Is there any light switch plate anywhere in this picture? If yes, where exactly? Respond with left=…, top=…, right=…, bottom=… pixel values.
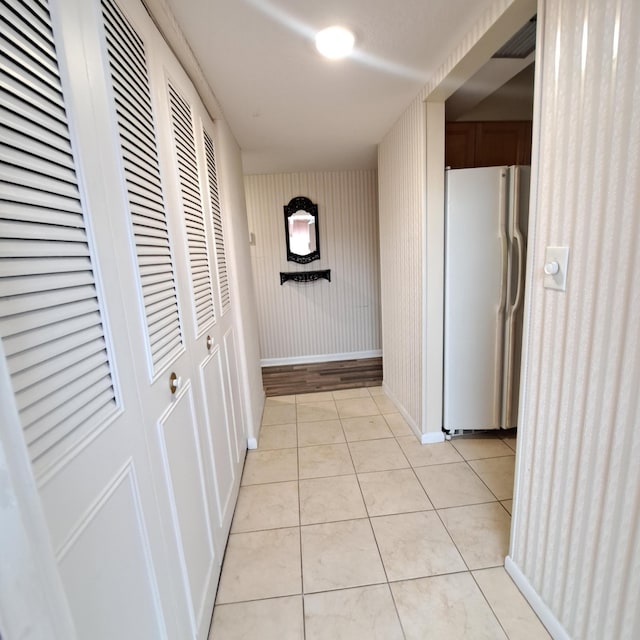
left=543, top=246, right=570, bottom=291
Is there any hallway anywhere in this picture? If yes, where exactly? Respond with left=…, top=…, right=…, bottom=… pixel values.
left=209, top=387, right=549, bottom=638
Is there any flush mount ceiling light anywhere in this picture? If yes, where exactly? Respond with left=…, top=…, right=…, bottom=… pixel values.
left=315, top=26, right=355, bottom=59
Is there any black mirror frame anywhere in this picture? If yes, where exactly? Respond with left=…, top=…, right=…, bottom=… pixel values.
left=284, top=196, right=320, bottom=264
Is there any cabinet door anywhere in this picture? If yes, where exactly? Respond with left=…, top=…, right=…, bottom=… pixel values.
left=474, top=121, right=532, bottom=167
left=445, top=122, right=476, bottom=168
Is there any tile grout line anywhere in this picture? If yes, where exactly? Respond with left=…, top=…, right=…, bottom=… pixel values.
left=469, top=569, right=512, bottom=639
left=295, top=411, right=307, bottom=640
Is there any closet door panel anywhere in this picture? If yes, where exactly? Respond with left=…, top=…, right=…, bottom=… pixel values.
left=157, top=385, right=217, bottom=636
left=198, top=345, right=236, bottom=545
left=56, top=463, right=163, bottom=639
left=223, top=326, right=246, bottom=466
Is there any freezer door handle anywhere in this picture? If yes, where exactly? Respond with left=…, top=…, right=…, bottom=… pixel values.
left=511, top=228, right=524, bottom=312
left=498, top=214, right=509, bottom=316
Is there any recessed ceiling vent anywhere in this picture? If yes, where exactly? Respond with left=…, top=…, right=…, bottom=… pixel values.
left=493, top=16, right=537, bottom=59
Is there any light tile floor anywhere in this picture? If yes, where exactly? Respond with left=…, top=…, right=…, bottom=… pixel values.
left=209, top=387, right=550, bottom=639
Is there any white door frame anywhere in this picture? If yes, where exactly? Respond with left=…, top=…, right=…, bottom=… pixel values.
left=421, top=0, right=538, bottom=437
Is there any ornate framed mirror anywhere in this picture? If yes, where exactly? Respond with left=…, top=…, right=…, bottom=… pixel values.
left=284, top=196, right=320, bottom=263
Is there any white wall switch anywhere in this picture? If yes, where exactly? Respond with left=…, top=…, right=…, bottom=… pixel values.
left=543, top=246, right=570, bottom=291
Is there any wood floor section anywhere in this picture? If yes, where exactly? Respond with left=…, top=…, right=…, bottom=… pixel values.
left=262, top=357, right=383, bottom=396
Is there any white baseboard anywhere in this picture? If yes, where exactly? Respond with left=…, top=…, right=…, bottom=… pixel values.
left=504, top=556, right=569, bottom=640
left=421, top=431, right=445, bottom=444
left=247, top=437, right=258, bottom=450
left=261, top=350, right=382, bottom=367
left=382, top=382, right=445, bottom=445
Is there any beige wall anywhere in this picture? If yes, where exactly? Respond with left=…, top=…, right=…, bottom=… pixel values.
left=508, top=1, right=640, bottom=638
left=245, top=170, right=381, bottom=364
left=378, top=99, right=426, bottom=431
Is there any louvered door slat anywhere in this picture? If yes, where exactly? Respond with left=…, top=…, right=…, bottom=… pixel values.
left=168, top=83, right=215, bottom=334
left=0, top=255, right=91, bottom=278
left=28, top=394, right=116, bottom=463
left=26, top=380, right=114, bottom=449
left=101, top=0, right=183, bottom=376
left=0, top=148, right=75, bottom=190
left=102, top=0, right=146, bottom=63
left=143, top=282, right=176, bottom=302
left=126, top=221, right=169, bottom=241
left=115, top=101, right=159, bottom=158
left=0, top=298, right=100, bottom=339
left=149, top=323, right=184, bottom=359
left=0, top=201, right=84, bottom=227
left=146, top=294, right=178, bottom=317
left=0, top=239, right=89, bottom=259
left=1, top=182, right=83, bottom=215
left=14, top=347, right=110, bottom=402
left=0, top=0, right=117, bottom=472
left=2, top=22, right=59, bottom=84
left=145, top=291, right=178, bottom=314
left=5, top=284, right=102, bottom=316
left=0, top=219, right=88, bottom=242
left=8, top=323, right=104, bottom=372
left=21, top=363, right=113, bottom=427
left=151, top=332, right=182, bottom=365
left=2, top=105, right=69, bottom=148
left=3, top=0, right=55, bottom=44
left=2, top=160, right=78, bottom=195
left=130, top=212, right=170, bottom=233
left=203, top=130, right=230, bottom=313
left=0, top=270, right=95, bottom=297
left=3, top=310, right=101, bottom=357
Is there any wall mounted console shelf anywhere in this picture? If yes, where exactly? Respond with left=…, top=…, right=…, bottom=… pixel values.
left=280, top=269, right=331, bottom=285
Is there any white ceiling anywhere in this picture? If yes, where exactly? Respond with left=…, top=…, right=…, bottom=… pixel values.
left=162, top=0, right=501, bottom=174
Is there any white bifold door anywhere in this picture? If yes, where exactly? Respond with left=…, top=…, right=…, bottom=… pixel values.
left=0, top=0, right=247, bottom=638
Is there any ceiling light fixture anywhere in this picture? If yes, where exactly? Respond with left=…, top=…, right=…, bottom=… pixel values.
left=315, top=26, right=355, bottom=59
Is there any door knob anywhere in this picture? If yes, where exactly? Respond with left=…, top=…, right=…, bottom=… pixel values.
left=206, top=335, right=212, bottom=350
left=169, top=372, right=181, bottom=394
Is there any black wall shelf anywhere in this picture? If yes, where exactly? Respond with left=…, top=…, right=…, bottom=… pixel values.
left=280, top=269, right=331, bottom=285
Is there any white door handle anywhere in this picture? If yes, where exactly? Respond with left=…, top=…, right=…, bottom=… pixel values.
left=169, top=372, right=182, bottom=394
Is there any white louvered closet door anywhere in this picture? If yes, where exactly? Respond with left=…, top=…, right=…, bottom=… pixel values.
left=98, top=0, right=225, bottom=637
left=155, top=49, right=244, bottom=613
left=0, top=0, right=182, bottom=637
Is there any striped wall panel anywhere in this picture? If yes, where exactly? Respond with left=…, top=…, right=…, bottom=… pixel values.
left=510, top=1, right=640, bottom=638
left=378, top=100, right=425, bottom=428
left=244, top=170, right=380, bottom=363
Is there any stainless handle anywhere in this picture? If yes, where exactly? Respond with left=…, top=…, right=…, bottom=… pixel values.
left=206, top=335, right=212, bottom=350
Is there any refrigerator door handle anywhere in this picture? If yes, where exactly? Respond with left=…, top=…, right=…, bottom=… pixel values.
left=512, top=228, right=524, bottom=312
left=498, top=210, right=508, bottom=316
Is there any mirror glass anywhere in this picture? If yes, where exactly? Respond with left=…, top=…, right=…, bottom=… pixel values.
left=284, top=196, right=320, bottom=263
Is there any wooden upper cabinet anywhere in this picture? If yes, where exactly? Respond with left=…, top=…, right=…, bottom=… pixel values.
left=445, top=122, right=476, bottom=169
left=445, top=121, right=532, bottom=168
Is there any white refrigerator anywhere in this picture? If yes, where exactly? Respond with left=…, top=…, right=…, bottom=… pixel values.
left=443, top=166, right=530, bottom=433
